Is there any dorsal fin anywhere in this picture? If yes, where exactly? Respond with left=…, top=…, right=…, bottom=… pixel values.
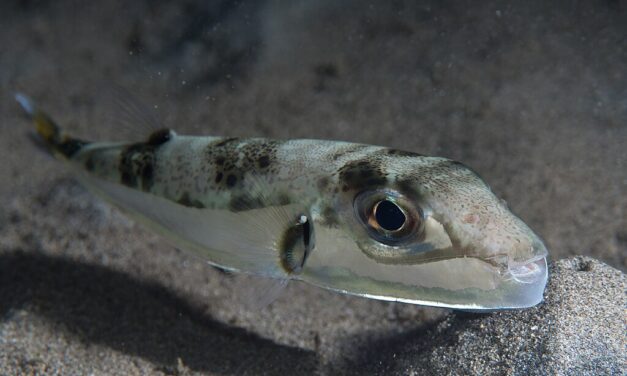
left=103, top=85, right=165, bottom=142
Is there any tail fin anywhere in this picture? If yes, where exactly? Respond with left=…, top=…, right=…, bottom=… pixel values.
left=15, top=93, right=88, bottom=159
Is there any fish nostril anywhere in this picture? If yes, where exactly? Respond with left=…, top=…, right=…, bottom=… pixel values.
left=508, top=257, right=547, bottom=284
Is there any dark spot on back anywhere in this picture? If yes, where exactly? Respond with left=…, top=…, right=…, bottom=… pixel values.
left=258, top=155, right=270, bottom=168
left=394, top=178, right=417, bottom=196
left=119, top=142, right=157, bottom=191
left=277, top=193, right=291, bottom=206
left=120, top=146, right=139, bottom=187
left=141, top=163, right=154, bottom=189
left=317, top=176, right=330, bottom=191
left=147, top=128, right=173, bottom=146
left=206, top=139, right=282, bottom=193
left=58, top=137, right=89, bottom=158
left=321, top=205, right=340, bottom=227
left=338, top=159, right=387, bottom=192
left=226, top=174, right=238, bottom=188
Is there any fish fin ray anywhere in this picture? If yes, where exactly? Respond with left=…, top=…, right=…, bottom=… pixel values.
left=238, top=276, right=289, bottom=310
left=15, top=93, right=89, bottom=159
left=103, top=85, right=165, bottom=142
left=78, top=174, right=304, bottom=277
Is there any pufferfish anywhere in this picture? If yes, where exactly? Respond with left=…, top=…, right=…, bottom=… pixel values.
left=15, top=93, right=548, bottom=311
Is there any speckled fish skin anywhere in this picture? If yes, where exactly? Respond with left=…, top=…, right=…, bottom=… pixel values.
left=17, top=93, right=549, bottom=310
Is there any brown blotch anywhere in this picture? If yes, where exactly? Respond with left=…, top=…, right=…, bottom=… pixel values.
left=257, top=155, right=270, bottom=168
left=58, top=137, right=89, bottom=158
left=141, top=163, right=154, bottom=190
left=463, top=213, right=480, bottom=224
left=277, top=193, right=291, bottom=206
left=207, top=139, right=281, bottom=191
left=321, top=205, right=340, bottom=227
left=119, top=143, right=157, bottom=191
left=226, top=174, right=238, bottom=188
left=317, top=176, right=330, bottom=191
left=338, top=159, right=387, bottom=192
left=359, top=169, right=374, bottom=178
left=238, top=140, right=280, bottom=174
left=394, top=178, right=417, bottom=196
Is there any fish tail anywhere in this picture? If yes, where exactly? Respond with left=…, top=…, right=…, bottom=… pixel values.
left=15, top=93, right=89, bottom=159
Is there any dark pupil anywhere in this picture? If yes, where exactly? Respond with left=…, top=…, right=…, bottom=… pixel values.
left=375, top=200, right=406, bottom=231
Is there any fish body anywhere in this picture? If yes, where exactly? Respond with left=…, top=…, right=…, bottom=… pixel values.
left=16, top=93, right=549, bottom=310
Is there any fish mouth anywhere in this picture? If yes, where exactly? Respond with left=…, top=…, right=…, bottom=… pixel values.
left=508, top=256, right=548, bottom=284
left=494, top=238, right=549, bottom=309
left=489, top=254, right=548, bottom=310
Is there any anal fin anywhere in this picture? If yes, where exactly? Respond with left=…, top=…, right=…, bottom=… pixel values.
left=238, top=275, right=289, bottom=310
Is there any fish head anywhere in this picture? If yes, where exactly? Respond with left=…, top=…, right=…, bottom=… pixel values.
left=303, top=155, right=548, bottom=310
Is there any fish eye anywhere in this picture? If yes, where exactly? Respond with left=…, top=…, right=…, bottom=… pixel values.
left=354, top=190, right=423, bottom=245
left=369, top=199, right=406, bottom=231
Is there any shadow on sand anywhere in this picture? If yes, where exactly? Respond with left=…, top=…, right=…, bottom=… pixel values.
left=0, top=250, right=318, bottom=374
